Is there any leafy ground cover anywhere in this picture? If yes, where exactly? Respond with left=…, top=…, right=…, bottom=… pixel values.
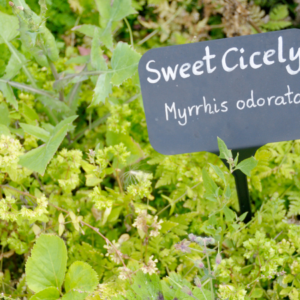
left=1, top=0, right=300, bottom=299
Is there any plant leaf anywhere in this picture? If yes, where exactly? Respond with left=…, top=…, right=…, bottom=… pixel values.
left=0, top=82, right=18, bottom=110
left=91, top=27, right=108, bottom=71
left=30, top=287, right=60, bottom=300
left=0, top=12, right=19, bottom=44
left=95, top=0, right=136, bottom=48
left=19, top=123, right=50, bottom=142
left=19, top=115, right=77, bottom=175
left=236, top=157, right=258, bottom=176
left=0, top=103, right=10, bottom=126
left=209, top=163, right=226, bottom=184
left=26, top=234, right=67, bottom=293
left=62, top=261, right=98, bottom=300
left=3, top=47, right=27, bottom=80
left=217, top=137, right=232, bottom=160
left=91, top=73, right=112, bottom=106
left=73, top=24, right=99, bottom=38
left=111, top=42, right=141, bottom=85
left=202, top=168, right=218, bottom=195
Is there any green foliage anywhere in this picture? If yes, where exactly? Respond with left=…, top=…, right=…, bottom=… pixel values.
left=0, top=0, right=300, bottom=299
left=26, top=234, right=67, bottom=292
left=26, top=234, right=98, bottom=299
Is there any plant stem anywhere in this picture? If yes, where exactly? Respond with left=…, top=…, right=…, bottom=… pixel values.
left=124, top=18, right=134, bottom=48
left=205, top=248, right=214, bottom=300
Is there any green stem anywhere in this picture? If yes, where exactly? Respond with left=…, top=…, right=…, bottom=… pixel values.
left=124, top=18, right=134, bottom=48
left=205, top=248, right=214, bottom=300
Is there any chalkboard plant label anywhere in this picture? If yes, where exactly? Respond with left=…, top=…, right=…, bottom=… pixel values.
left=139, top=29, right=300, bottom=155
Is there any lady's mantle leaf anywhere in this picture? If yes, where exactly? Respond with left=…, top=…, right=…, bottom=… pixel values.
left=19, top=116, right=77, bottom=175
left=62, top=261, right=98, bottom=300
left=30, top=287, right=60, bottom=300
left=111, top=42, right=141, bottom=85
left=26, top=234, right=67, bottom=293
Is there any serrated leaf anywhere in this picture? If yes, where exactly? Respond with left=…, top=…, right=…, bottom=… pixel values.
left=62, top=261, right=98, bottom=300
left=19, top=116, right=77, bottom=175
left=30, top=287, right=60, bottom=300
left=95, top=0, right=136, bottom=48
left=111, top=42, right=141, bottom=85
left=26, top=234, right=67, bottom=293
left=3, top=47, right=27, bottom=80
left=96, top=0, right=136, bottom=24
left=160, top=221, right=178, bottom=234
left=236, top=157, right=258, bottom=176
left=91, top=28, right=108, bottom=71
left=217, top=137, right=232, bottom=160
left=270, top=5, right=289, bottom=20
left=0, top=82, right=18, bottom=110
left=91, top=73, right=112, bottom=106
left=19, top=123, right=50, bottom=142
left=0, top=12, right=19, bottom=44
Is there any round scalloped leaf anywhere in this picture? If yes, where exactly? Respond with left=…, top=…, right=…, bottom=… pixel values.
left=26, top=234, right=67, bottom=293
left=30, top=287, right=60, bottom=300
left=62, top=261, right=98, bottom=300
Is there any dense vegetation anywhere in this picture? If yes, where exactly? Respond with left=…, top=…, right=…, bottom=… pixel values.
left=1, top=0, right=300, bottom=299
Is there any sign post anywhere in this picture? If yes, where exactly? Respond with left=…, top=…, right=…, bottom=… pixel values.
left=138, top=29, right=300, bottom=219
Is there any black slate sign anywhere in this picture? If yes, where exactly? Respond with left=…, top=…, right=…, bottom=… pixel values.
left=138, top=29, right=300, bottom=155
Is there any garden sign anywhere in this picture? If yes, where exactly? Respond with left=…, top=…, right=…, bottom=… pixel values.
left=138, top=29, right=300, bottom=221
left=139, top=29, right=300, bottom=155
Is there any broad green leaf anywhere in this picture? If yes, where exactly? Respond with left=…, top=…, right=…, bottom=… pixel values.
left=111, top=42, right=141, bottom=85
left=0, top=82, right=18, bottom=109
left=3, top=47, right=27, bottom=80
left=26, top=234, right=67, bottom=293
left=30, top=287, right=60, bottom=300
left=0, top=103, right=10, bottom=126
left=19, top=123, right=50, bottom=142
left=130, top=271, right=161, bottom=299
left=91, top=28, right=108, bottom=71
left=62, top=261, right=98, bottom=300
left=0, top=125, right=10, bottom=136
left=217, top=137, right=232, bottom=160
left=236, top=157, right=258, bottom=177
left=91, top=73, right=112, bottom=106
left=19, top=116, right=77, bottom=175
left=0, top=12, right=19, bottom=44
